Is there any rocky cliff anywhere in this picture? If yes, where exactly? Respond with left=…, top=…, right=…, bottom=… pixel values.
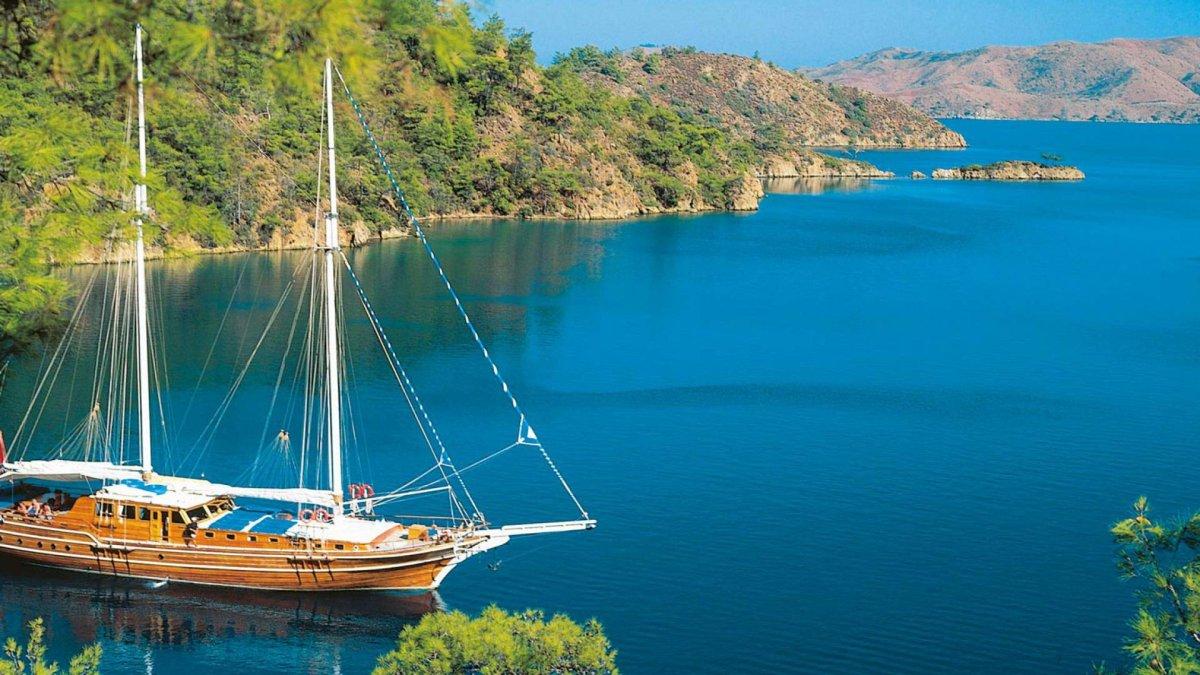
left=808, top=37, right=1200, bottom=123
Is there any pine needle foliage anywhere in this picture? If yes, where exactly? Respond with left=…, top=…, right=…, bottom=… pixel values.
left=1102, top=497, right=1200, bottom=674
left=373, top=606, right=618, bottom=674
left=1, top=618, right=101, bottom=675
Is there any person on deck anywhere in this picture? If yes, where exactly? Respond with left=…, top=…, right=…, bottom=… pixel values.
left=183, top=521, right=198, bottom=547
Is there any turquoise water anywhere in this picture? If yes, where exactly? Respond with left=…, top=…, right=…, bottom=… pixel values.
left=2, top=119, right=1199, bottom=672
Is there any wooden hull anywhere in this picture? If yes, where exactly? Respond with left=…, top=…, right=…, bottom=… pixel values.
left=0, top=516, right=476, bottom=591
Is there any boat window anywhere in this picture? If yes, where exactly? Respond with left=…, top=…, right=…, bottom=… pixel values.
left=248, top=536, right=257, bottom=542
left=171, top=511, right=186, bottom=525
left=225, top=533, right=236, bottom=540
left=204, top=532, right=214, bottom=538
left=138, top=508, right=150, bottom=521
left=334, top=544, right=345, bottom=551
left=121, top=505, right=136, bottom=520
left=186, top=508, right=207, bottom=523
left=269, top=538, right=279, bottom=543
left=95, top=502, right=114, bottom=517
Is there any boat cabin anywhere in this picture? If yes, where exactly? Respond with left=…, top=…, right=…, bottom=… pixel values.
left=1, top=476, right=427, bottom=552
left=86, top=484, right=234, bottom=543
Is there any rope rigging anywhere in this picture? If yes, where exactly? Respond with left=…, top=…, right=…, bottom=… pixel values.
left=341, top=253, right=480, bottom=523
left=6, top=53, right=593, bottom=534
left=332, top=65, right=590, bottom=521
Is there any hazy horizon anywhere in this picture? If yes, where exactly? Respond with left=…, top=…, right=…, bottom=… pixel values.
left=484, top=0, right=1200, bottom=68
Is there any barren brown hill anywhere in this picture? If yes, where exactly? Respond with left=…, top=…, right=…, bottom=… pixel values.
left=808, top=37, right=1200, bottom=123
left=557, top=47, right=966, bottom=152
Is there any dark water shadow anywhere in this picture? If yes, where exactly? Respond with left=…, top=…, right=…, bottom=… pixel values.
left=0, top=559, right=439, bottom=648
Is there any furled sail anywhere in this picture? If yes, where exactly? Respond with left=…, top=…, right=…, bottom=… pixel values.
left=0, top=460, right=144, bottom=484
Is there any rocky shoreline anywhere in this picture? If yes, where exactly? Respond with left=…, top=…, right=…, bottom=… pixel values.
left=931, top=161, right=1085, bottom=181
left=759, top=150, right=893, bottom=178
left=77, top=156, right=1088, bottom=266
left=76, top=153, right=908, bottom=265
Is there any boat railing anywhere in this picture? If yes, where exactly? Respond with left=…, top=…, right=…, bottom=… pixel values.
left=0, top=516, right=110, bottom=549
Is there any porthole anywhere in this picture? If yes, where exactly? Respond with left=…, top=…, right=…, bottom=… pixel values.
left=17, top=538, right=23, bottom=545
left=158, top=554, right=165, bottom=560
left=64, top=545, right=70, bottom=551
left=36, top=542, right=43, bottom=548
left=50, top=544, right=56, bottom=550
left=225, top=533, right=235, bottom=541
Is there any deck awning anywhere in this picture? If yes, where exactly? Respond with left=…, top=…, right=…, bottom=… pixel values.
left=0, top=460, right=144, bottom=484
left=200, top=485, right=339, bottom=508
left=147, top=475, right=340, bottom=508
left=0, top=462, right=338, bottom=508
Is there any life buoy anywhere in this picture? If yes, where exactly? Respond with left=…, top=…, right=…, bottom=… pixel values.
left=315, top=509, right=333, bottom=523
left=361, top=483, right=375, bottom=498
left=348, top=484, right=362, bottom=500
left=299, top=509, right=314, bottom=522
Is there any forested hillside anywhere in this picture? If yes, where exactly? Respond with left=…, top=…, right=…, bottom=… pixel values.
left=564, top=47, right=966, bottom=149
left=0, top=0, right=766, bottom=353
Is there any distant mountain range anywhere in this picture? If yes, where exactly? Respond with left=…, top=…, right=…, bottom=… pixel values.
left=807, top=37, right=1200, bottom=123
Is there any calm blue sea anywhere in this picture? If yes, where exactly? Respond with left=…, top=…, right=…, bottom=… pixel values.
left=1, top=119, right=1199, bottom=673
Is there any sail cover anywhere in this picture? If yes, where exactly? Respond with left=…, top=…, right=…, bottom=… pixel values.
left=0, top=460, right=143, bottom=484
left=196, top=485, right=338, bottom=508
left=0, top=462, right=338, bottom=508
left=150, top=475, right=338, bottom=508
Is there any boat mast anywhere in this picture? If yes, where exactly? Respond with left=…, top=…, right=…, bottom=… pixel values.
left=322, top=59, right=344, bottom=506
left=134, top=24, right=153, bottom=477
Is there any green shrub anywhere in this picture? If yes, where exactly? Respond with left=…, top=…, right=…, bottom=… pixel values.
left=2, top=618, right=101, bottom=675
left=373, top=606, right=617, bottom=675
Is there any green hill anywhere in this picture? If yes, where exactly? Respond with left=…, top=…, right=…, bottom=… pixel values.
left=0, top=0, right=766, bottom=352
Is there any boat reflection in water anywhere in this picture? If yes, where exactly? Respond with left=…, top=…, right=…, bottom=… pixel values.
left=0, top=560, right=438, bottom=673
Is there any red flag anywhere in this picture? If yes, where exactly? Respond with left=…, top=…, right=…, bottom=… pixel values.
left=0, top=430, right=7, bottom=465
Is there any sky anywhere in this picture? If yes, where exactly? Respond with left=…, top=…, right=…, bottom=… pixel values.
left=482, top=0, right=1200, bottom=68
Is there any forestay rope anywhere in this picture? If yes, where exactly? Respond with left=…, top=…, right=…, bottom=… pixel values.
left=332, top=65, right=589, bottom=520
left=341, top=256, right=478, bottom=522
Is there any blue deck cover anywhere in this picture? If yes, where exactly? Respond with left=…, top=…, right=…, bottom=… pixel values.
left=118, top=479, right=169, bottom=495
left=209, top=507, right=273, bottom=532
left=247, top=517, right=297, bottom=536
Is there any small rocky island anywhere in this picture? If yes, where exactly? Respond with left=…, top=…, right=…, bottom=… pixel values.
left=931, top=160, right=1084, bottom=181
